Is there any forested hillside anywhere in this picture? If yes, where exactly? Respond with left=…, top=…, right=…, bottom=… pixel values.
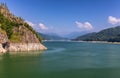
left=0, top=3, right=42, bottom=43
left=73, top=26, right=120, bottom=42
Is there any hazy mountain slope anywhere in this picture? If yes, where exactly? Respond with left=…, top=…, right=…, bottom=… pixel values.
left=64, top=31, right=90, bottom=39
left=38, top=32, right=67, bottom=40
left=74, top=26, right=120, bottom=42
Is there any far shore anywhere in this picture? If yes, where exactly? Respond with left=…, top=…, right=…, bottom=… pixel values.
left=73, top=40, right=120, bottom=44
left=84, top=41, right=120, bottom=44
left=43, top=40, right=120, bottom=44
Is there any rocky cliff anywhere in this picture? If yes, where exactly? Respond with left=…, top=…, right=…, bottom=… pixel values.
left=0, top=3, right=47, bottom=53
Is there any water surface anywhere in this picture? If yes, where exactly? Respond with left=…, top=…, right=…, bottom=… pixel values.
left=0, top=41, right=120, bottom=78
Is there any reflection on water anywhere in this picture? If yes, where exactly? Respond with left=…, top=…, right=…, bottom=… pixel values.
left=8, top=51, right=44, bottom=56
left=0, top=51, right=45, bottom=78
left=0, top=41, right=120, bottom=78
left=0, top=51, right=44, bottom=61
left=46, top=47, right=66, bottom=53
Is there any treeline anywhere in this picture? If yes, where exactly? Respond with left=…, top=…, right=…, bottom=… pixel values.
left=0, top=13, right=19, bottom=39
left=0, top=12, right=42, bottom=42
left=24, top=23, right=42, bottom=42
left=73, top=26, right=120, bottom=42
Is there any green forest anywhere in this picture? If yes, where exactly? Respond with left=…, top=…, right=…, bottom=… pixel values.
left=74, top=26, right=120, bottom=42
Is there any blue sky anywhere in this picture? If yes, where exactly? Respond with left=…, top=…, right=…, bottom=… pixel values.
left=1, top=0, right=120, bottom=35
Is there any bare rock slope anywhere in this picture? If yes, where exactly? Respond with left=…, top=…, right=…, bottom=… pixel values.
left=0, top=3, right=47, bottom=53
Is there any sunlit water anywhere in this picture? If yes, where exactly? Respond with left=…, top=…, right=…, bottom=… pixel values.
left=0, top=41, right=120, bottom=78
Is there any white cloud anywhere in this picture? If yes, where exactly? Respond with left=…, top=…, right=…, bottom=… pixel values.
left=84, top=22, right=93, bottom=29
left=75, top=21, right=93, bottom=30
left=108, top=16, right=120, bottom=25
left=25, top=20, right=36, bottom=27
left=75, top=21, right=83, bottom=28
left=39, top=23, right=48, bottom=30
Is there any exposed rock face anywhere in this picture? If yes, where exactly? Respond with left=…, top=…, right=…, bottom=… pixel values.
left=0, top=3, right=23, bottom=24
left=13, top=26, right=40, bottom=43
left=0, top=42, right=47, bottom=53
left=0, top=29, right=8, bottom=43
left=0, top=44, right=6, bottom=53
left=8, top=43, right=47, bottom=52
left=0, top=29, right=8, bottom=53
left=0, top=3, right=47, bottom=53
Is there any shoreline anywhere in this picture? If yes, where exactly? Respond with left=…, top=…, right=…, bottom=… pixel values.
left=0, top=43, right=47, bottom=53
left=74, top=40, right=120, bottom=44
left=84, top=41, right=120, bottom=44
left=43, top=40, right=120, bottom=44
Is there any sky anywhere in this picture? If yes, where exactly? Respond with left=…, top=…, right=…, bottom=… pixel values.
left=0, top=0, right=120, bottom=35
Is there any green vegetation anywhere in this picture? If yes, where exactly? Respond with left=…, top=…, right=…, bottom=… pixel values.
left=0, top=13, right=14, bottom=39
left=9, top=32, right=21, bottom=42
left=24, top=23, right=42, bottom=42
left=74, top=26, right=120, bottom=42
left=0, top=3, right=42, bottom=42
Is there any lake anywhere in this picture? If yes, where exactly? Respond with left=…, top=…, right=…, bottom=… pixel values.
left=0, top=41, right=120, bottom=78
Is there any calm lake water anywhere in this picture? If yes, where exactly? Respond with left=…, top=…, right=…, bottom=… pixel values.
left=0, top=41, right=120, bottom=78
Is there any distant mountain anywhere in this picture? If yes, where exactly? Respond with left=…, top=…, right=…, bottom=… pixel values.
left=38, top=32, right=67, bottom=40
left=63, top=31, right=90, bottom=39
left=73, top=26, right=120, bottom=42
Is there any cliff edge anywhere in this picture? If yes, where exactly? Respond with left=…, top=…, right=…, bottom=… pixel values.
left=0, top=3, right=47, bottom=53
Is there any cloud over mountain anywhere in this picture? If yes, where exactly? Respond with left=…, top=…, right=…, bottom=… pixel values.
left=75, top=21, right=93, bottom=30
left=39, top=23, right=48, bottom=30
left=26, top=20, right=49, bottom=31
left=25, top=20, right=36, bottom=27
left=108, top=16, right=120, bottom=25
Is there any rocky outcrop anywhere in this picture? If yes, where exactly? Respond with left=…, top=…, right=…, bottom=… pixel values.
left=0, top=3, right=47, bottom=53
left=8, top=43, right=47, bottom=52
left=0, top=43, right=47, bottom=53
left=0, top=44, right=6, bottom=53
left=13, top=26, right=40, bottom=43
left=0, top=29, right=8, bottom=43
left=0, top=3, right=23, bottom=24
left=0, top=29, right=7, bottom=53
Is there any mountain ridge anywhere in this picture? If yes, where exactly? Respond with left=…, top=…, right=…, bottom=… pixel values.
left=73, top=26, right=120, bottom=42
left=38, top=32, right=67, bottom=40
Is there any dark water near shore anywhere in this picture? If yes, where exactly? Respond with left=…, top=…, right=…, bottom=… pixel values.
left=0, top=41, right=120, bottom=78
